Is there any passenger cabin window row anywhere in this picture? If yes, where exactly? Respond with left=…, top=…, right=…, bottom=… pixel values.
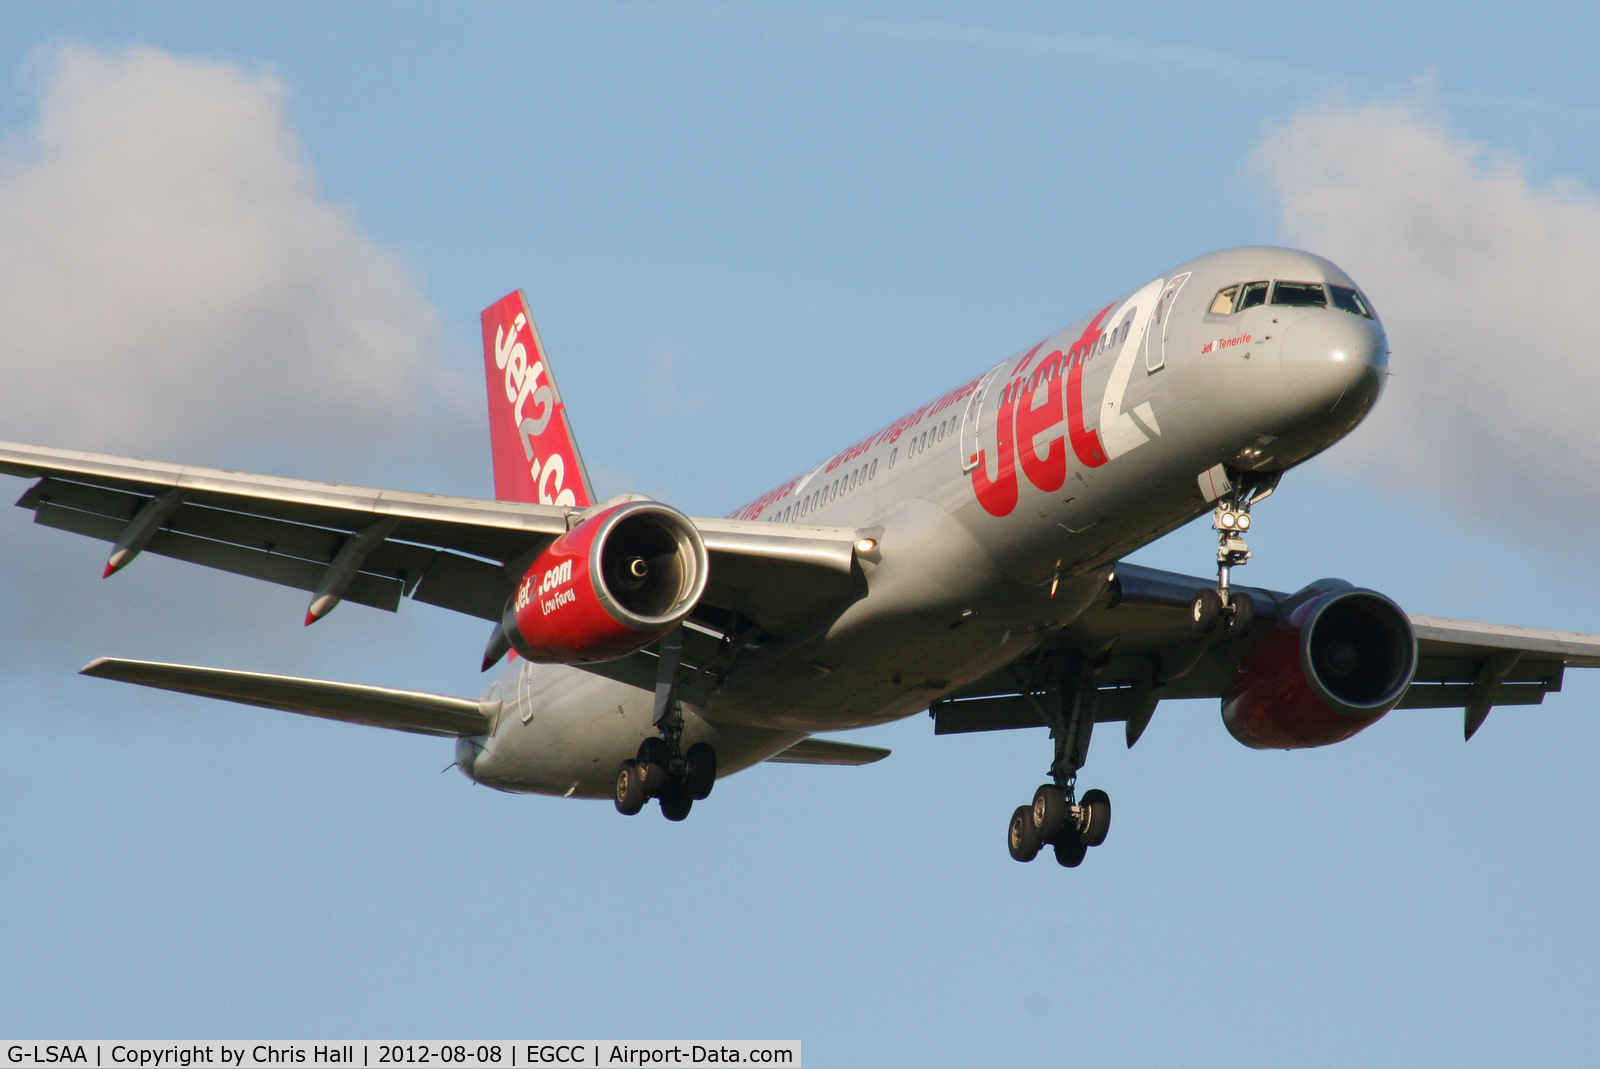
left=1208, top=279, right=1373, bottom=319
left=766, top=411, right=961, bottom=522
left=769, top=456, right=880, bottom=522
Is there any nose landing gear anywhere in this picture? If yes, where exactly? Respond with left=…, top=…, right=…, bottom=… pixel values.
left=1191, top=472, right=1278, bottom=637
left=1006, top=656, right=1113, bottom=868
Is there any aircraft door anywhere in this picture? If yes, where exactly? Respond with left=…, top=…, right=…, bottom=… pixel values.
left=518, top=659, right=537, bottom=724
left=961, top=365, right=1007, bottom=474
left=1145, top=271, right=1191, bottom=372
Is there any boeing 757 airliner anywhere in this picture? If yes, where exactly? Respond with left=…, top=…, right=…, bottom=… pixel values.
left=6, top=246, right=1595, bottom=868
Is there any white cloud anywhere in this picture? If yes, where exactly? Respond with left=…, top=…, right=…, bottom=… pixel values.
left=1255, top=94, right=1600, bottom=544
left=0, top=44, right=470, bottom=477
left=0, top=44, right=479, bottom=673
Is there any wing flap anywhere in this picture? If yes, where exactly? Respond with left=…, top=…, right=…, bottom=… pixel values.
left=766, top=737, right=890, bottom=765
left=79, top=657, right=492, bottom=737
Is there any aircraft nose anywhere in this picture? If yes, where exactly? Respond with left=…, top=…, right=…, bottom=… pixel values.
left=1278, top=311, right=1387, bottom=408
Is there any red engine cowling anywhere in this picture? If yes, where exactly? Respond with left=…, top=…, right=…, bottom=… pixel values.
left=501, top=501, right=709, bottom=663
left=1223, top=586, right=1417, bottom=750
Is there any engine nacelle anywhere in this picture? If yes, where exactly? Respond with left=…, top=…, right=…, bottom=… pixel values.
left=502, top=501, right=709, bottom=663
left=1222, top=586, right=1417, bottom=750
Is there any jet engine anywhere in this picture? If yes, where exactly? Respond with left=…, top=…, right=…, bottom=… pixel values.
left=1222, top=586, right=1417, bottom=749
left=498, top=500, right=709, bottom=664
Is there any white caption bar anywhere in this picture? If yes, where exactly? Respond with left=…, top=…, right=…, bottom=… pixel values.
left=3, top=1045, right=800, bottom=1069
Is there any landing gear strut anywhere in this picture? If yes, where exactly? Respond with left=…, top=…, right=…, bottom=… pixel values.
left=614, top=627, right=717, bottom=820
left=1190, top=471, right=1279, bottom=637
left=1007, top=655, right=1113, bottom=868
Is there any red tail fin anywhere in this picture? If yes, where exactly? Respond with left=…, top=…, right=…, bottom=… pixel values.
left=481, top=291, right=594, bottom=508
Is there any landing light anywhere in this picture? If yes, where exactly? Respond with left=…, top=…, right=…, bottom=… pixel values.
left=1237, top=513, right=1252, bottom=531
left=1219, top=512, right=1237, bottom=529
left=855, top=537, right=878, bottom=554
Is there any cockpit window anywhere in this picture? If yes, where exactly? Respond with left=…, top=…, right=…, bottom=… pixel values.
left=1237, top=281, right=1269, bottom=310
left=1208, top=285, right=1238, bottom=315
left=1328, top=285, right=1374, bottom=318
left=1270, top=281, right=1328, bottom=307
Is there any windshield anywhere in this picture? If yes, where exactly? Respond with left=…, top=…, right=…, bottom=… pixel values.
left=1270, top=281, right=1328, bottom=307
left=1237, top=280, right=1269, bottom=310
left=1329, top=285, right=1374, bottom=318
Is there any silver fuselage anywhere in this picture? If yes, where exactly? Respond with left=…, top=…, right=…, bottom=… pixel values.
left=464, top=246, right=1388, bottom=797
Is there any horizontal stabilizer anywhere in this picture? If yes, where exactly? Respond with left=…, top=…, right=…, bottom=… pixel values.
left=766, top=737, right=890, bottom=766
left=80, top=658, right=492, bottom=738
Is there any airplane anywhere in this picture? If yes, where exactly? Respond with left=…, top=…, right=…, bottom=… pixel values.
left=6, top=244, right=1599, bottom=869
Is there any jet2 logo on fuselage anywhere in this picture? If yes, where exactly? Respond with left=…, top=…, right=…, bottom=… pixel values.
left=970, top=280, right=1165, bottom=518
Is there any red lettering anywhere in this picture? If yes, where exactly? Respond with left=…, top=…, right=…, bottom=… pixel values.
left=973, top=379, right=1019, bottom=516
left=1065, top=305, right=1117, bottom=468
left=1016, top=351, right=1066, bottom=492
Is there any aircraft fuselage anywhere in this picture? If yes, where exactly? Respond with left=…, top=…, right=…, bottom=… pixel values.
left=463, top=246, right=1388, bottom=798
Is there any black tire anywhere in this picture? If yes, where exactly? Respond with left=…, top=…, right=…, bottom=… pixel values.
left=614, top=760, right=647, bottom=816
left=1224, top=591, right=1256, bottom=637
left=1008, top=806, right=1041, bottom=862
left=637, top=736, right=671, bottom=768
left=636, top=736, right=672, bottom=796
left=1053, top=835, right=1088, bottom=868
left=1078, top=788, right=1111, bottom=847
left=660, top=790, right=693, bottom=822
left=1031, top=784, right=1068, bottom=843
left=1191, top=588, right=1222, bottom=634
left=684, top=742, right=717, bottom=801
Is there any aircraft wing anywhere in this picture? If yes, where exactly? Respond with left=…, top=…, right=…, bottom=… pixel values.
left=0, top=441, right=860, bottom=636
left=932, top=562, right=1600, bottom=741
left=80, top=657, right=494, bottom=737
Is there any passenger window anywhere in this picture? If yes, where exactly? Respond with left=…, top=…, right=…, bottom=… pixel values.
left=870, top=458, right=878, bottom=478
left=1237, top=281, right=1269, bottom=310
left=1209, top=285, right=1239, bottom=315
left=1270, top=281, right=1328, bottom=307
left=1329, top=285, right=1374, bottom=318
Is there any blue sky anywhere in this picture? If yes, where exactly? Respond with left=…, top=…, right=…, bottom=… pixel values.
left=3, top=4, right=1599, bottom=1065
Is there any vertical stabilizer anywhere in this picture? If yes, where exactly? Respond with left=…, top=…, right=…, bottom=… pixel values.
left=480, top=291, right=595, bottom=508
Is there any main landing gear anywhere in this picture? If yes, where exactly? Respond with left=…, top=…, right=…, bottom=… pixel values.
left=614, top=736, right=716, bottom=821
left=1006, top=656, right=1113, bottom=868
left=614, top=627, right=717, bottom=821
left=1189, top=472, right=1278, bottom=638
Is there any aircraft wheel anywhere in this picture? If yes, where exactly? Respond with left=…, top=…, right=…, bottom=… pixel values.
left=614, top=760, right=647, bottom=816
left=636, top=737, right=671, bottom=796
left=1031, top=784, right=1068, bottom=843
left=638, top=736, right=671, bottom=768
left=683, top=742, right=717, bottom=801
left=1224, top=592, right=1256, bottom=637
left=660, top=790, right=693, bottom=822
left=1008, top=806, right=1041, bottom=862
left=1078, top=788, right=1111, bottom=847
left=1053, top=835, right=1088, bottom=868
left=1191, top=588, right=1222, bottom=634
